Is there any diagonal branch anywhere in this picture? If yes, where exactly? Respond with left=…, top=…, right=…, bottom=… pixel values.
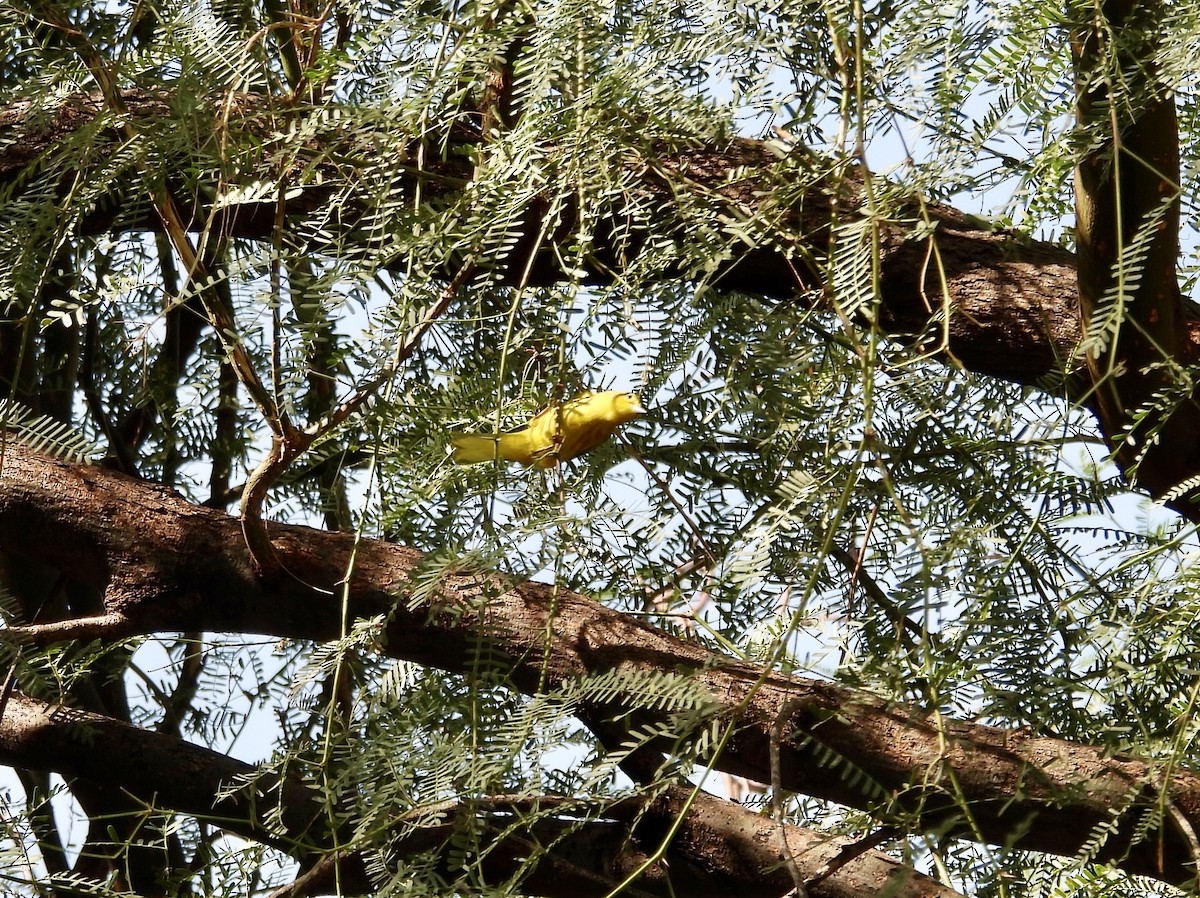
left=1, top=445, right=1199, bottom=884
left=0, top=692, right=329, bottom=856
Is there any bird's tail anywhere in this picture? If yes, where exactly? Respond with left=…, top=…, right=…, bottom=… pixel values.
left=451, top=434, right=504, bottom=464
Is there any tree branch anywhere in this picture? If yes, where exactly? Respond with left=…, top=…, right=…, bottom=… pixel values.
left=9, top=88, right=1200, bottom=512
left=3, top=88, right=1195, bottom=387
left=1, top=445, right=1198, bottom=884
left=0, top=691, right=961, bottom=898
left=0, top=692, right=327, bottom=854
left=1070, top=0, right=1200, bottom=504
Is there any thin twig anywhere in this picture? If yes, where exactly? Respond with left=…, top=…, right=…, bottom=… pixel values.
left=305, top=263, right=476, bottom=440
left=804, top=825, right=901, bottom=889
left=770, top=698, right=807, bottom=898
left=5, top=613, right=132, bottom=645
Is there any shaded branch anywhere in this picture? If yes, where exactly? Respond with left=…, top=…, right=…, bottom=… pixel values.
left=1070, top=0, right=1200, bottom=504
left=2, top=88, right=1192, bottom=388
left=9, top=88, right=1200, bottom=512
left=0, top=692, right=328, bottom=855
left=0, top=691, right=960, bottom=898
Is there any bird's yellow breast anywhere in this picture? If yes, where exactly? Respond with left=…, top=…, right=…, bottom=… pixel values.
left=451, top=390, right=645, bottom=467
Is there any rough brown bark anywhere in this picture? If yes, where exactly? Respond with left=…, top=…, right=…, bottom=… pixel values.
left=271, top=789, right=960, bottom=898
left=0, top=693, right=327, bottom=853
left=1, top=445, right=1198, bottom=886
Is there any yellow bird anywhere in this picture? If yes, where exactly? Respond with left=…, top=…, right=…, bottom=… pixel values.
left=452, top=390, right=645, bottom=467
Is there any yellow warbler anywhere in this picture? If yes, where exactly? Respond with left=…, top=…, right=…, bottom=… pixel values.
left=452, top=390, right=645, bottom=467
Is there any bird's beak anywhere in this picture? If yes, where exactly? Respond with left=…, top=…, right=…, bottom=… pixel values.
left=630, top=398, right=646, bottom=415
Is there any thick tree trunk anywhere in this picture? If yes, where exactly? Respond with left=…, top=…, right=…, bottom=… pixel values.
left=1070, top=0, right=1200, bottom=502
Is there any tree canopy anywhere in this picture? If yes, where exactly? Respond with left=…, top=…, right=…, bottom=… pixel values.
left=3, top=1, right=1200, bottom=897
